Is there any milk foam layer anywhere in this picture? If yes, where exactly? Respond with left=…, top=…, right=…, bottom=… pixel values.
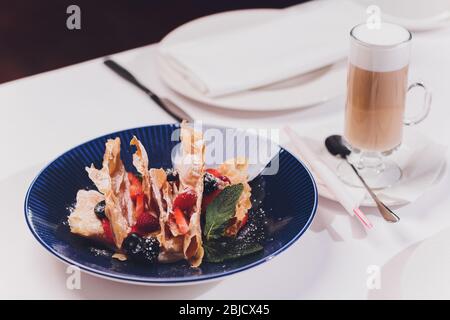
left=349, top=23, right=411, bottom=72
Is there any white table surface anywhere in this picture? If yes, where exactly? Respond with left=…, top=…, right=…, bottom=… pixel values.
left=2, top=22, right=450, bottom=299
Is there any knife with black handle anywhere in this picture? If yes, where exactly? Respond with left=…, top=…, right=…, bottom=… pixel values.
left=103, top=59, right=193, bottom=122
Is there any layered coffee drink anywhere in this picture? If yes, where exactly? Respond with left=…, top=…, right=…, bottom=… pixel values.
left=344, top=23, right=411, bottom=153
left=345, top=65, right=408, bottom=151
left=339, top=22, right=431, bottom=189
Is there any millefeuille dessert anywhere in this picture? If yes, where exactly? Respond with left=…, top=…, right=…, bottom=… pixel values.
left=68, top=122, right=263, bottom=267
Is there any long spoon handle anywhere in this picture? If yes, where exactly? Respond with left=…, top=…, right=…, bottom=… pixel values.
left=348, top=162, right=400, bottom=223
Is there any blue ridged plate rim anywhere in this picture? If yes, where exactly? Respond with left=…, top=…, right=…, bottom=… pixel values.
left=24, top=123, right=317, bottom=285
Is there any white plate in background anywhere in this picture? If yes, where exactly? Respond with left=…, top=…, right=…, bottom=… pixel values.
left=155, top=8, right=347, bottom=111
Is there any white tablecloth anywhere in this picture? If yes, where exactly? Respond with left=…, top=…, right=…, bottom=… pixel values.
left=1, top=23, right=450, bottom=299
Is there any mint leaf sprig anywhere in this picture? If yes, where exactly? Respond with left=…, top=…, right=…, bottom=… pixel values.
left=204, top=183, right=243, bottom=241
left=203, top=183, right=264, bottom=263
left=204, top=240, right=263, bottom=263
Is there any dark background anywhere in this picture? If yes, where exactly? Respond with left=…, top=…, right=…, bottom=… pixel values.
left=0, top=0, right=308, bottom=84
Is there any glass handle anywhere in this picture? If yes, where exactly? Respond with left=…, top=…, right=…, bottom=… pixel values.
left=404, top=82, right=432, bottom=126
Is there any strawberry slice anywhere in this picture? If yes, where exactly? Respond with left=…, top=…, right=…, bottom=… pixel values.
left=201, top=189, right=221, bottom=214
left=219, top=175, right=230, bottom=184
left=134, top=211, right=159, bottom=234
left=173, top=189, right=197, bottom=214
left=129, top=184, right=142, bottom=200
left=101, top=219, right=114, bottom=244
left=128, top=172, right=140, bottom=185
left=240, top=212, right=249, bottom=228
left=206, top=168, right=230, bottom=184
left=128, top=172, right=143, bottom=200
left=173, top=207, right=189, bottom=235
left=206, top=168, right=221, bottom=177
left=135, top=194, right=145, bottom=217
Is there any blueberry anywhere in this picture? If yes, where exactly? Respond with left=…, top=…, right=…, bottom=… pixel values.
left=165, top=168, right=178, bottom=182
left=203, top=172, right=218, bottom=195
left=94, top=200, right=106, bottom=220
left=122, top=233, right=143, bottom=255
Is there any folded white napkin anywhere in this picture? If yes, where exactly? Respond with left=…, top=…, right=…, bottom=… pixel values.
left=159, top=0, right=364, bottom=97
left=282, top=126, right=448, bottom=207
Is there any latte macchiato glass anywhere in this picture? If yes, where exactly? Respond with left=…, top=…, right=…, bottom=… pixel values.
left=340, top=22, right=431, bottom=189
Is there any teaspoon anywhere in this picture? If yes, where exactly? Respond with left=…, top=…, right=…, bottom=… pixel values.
left=325, top=135, right=400, bottom=223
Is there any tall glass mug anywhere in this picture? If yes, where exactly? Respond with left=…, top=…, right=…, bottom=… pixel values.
left=340, top=22, right=431, bottom=189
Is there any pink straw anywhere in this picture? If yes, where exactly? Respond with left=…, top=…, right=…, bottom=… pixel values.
left=353, top=207, right=373, bottom=229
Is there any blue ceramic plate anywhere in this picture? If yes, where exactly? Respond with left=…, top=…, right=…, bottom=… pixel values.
left=24, top=124, right=317, bottom=285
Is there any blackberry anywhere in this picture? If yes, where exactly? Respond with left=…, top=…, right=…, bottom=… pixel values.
left=94, top=200, right=106, bottom=220
left=203, top=172, right=218, bottom=195
left=165, top=168, right=179, bottom=182
left=122, top=233, right=160, bottom=263
left=141, top=237, right=160, bottom=263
